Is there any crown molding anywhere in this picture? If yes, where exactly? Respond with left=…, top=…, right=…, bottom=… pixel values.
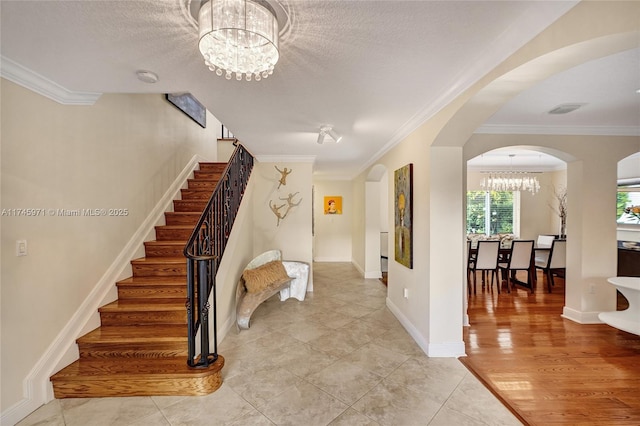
left=475, top=124, right=640, bottom=137
left=0, top=56, right=102, bottom=105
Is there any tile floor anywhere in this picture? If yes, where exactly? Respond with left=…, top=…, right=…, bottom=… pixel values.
left=18, top=262, right=521, bottom=426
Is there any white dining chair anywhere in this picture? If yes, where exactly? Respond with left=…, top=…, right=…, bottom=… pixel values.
left=499, top=240, right=534, bottom=293
left=535, top=239, right=566, bottom=292
left=469, top=240, right=500, bottom=294
left=536, top=235, right=555, bottom=248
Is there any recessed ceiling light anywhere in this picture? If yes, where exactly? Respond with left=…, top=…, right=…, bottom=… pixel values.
left=547, top=103, right=586, bottom=115
left=636, top=88, right=640, bottom=94
left=136, top=70, right=159, bottom=84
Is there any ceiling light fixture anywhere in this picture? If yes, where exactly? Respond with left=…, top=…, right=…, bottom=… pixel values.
left=136, top=70, right=159, bottom=83
left=480, top=155, right=540, bottom=195
left=317, top=125, right=342, bottom=144
left=198, top=0, right=279, bottom=81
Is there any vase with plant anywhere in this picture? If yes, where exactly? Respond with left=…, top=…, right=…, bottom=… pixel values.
left=551, top=185, right=567, bottom=238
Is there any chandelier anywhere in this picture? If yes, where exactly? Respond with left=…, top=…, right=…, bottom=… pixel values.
left=198, top=0, right=279, bottom=81
left=480, top=172, right=541, bottom=195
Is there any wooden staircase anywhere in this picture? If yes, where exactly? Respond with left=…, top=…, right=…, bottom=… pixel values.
left=50, top=163, right=227, bottom=398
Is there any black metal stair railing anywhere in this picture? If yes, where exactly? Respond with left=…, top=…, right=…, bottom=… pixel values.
left=183, top=143, right=254, bottom=368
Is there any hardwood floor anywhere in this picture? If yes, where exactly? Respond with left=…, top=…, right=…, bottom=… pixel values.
left=461, top=271, right=640, bottom=426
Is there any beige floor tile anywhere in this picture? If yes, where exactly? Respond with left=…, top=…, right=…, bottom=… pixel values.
left=385, top=357, right=467, bottom=404
left=258, top=382, right=348, bottom=426
left=16, top=399, right=65, bottom=426
left=281, top=319, right=334, bottom=342
left=306, top=359, right=383, bottom=405
left=265, top=341, right=341, bottom=378
left=226, top=365, right=302, bottom=408
left=441, top=375, right=523, bottom=426
left=342, top=342, right=410, bottom=377
left=159, top=384, right=254, bottom=425
left=59, top=397, right=160, bottom=426
left=351, top=380, right=442, bottom=426
left=328, top=407, right=380, bottom=425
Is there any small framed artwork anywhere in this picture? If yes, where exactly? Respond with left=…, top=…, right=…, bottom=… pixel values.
left=166, top=93, right=206, bottom=128
left=324, top=196, right=342, bottom=215
left=394, top=164, right=413, bottom=269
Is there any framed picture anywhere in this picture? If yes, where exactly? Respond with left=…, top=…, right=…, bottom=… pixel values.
left=324, top=196, right=342, bottom=215
left=166, top=93, right=206, bottom=128
left=394, top=164, right=413, bottom=269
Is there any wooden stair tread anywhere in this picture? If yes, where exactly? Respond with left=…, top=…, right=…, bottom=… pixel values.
left=99, top=300, right=185, bottom=312
left=79, top=325, right=187, bottom=343
left=52, top=356, right=224, bottom=380
left=131, top=257, right=186, bottom=264
left=144, top=240, right=186, bottom=246
left=117, top=277, right=186, bottom=286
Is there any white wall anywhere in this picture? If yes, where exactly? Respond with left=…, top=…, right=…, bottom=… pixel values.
left=313, top=179, right=353, bottom=263
left=1, top=79, right=219, bottom=415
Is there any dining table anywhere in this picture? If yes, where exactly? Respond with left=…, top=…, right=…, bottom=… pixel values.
left=468, top=242, right=548, bottom=291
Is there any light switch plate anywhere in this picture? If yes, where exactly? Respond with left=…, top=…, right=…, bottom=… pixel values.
left=16, top=240, right=27, bottom=256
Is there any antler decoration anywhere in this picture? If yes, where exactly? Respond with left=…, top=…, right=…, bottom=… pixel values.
left=269, top=192, right=302, bottom=226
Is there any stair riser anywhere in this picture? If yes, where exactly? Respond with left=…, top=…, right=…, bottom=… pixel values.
left=144, top=243, right=186, bottom=257
left=173, top=200, right=208, bottom=213
left=154, top=227, right=192, bottom=241
left=181, top=189, right=213, bottom=200
left=132, top=263, right=186, bottom=277
left=164, top=213, right=201, bottom=226
left=99, top=311, right=186, bottom=326
left=52, top=373, right=222, bottom=398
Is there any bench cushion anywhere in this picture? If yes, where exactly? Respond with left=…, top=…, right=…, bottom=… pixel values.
left=242, top=260, right=290, bottom=293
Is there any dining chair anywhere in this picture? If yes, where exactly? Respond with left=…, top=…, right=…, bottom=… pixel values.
left=536, top=235, right=555, bottom=248
left=535, top=239, right=566, bottom=292
left=468, top=240, right=500, bottom=294
left=499, top=240, right=534, bottom=293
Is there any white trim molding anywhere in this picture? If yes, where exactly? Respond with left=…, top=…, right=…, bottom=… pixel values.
left=475, top=124, right=640, bottom=137
left=386, top=298, right=466, bottom=358
left=0, top=156, right=204, bottom=426
left=562, top=306, right=604, bottom=324
left=0, top=55, right=102, bottom=105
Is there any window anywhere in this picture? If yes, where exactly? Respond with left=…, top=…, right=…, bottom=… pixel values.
left=467, top=191, right=517, bottom=235
left=617, top=187, right=640, bottom=225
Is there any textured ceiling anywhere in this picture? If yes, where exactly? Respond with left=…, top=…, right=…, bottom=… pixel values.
left=1, top=0, right=638, bottom=177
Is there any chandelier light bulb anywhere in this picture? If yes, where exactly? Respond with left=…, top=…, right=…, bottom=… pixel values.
left=198, top=0, right=279, bottom=82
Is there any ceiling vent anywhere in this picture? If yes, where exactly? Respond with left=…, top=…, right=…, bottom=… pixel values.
left=547, top=103, right=586, bottom=115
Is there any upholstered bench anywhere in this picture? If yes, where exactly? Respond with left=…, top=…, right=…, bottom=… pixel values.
left=235, top=250, right=309, bottom=330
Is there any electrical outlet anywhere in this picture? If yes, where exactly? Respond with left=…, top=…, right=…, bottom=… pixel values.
left=589, top=283, right=595, bottom=294
left=16, top=240, right=27, bottom=256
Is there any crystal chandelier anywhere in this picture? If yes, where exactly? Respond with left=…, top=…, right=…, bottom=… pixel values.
left=480, top=172, right=541, bottom=195
left=198, top=0, right=279, bottom=81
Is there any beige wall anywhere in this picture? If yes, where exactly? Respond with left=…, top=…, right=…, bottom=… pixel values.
left=251, top=161, right=314, bottom=286
left=313, top=179, right=353, bottom=262
left=1, top=79, right=219, bottom=412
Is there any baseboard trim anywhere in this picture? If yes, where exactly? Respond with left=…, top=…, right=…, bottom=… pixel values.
left=386, top=297, right=465, bottom=358
left=1, top=155, right=205, bottom=426
left=562, top=306, right=604, bottom=324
